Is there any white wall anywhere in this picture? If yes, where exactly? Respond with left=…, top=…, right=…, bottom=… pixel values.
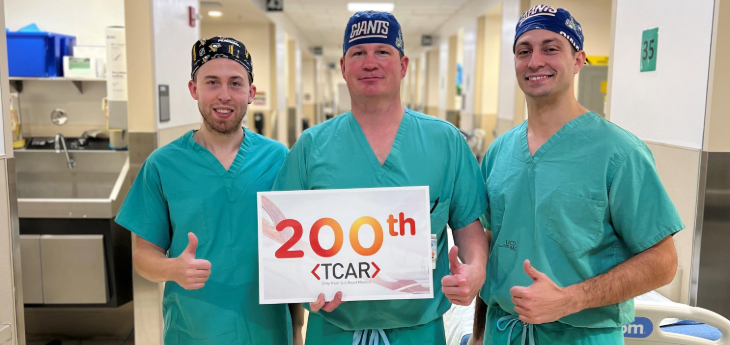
left=294, top=41, right=303, bottom=136
left=336, top=82, right=351, bottom=114
left=461, top=24, right=477, bottom=130
left=153, top=0, right=200, bottom=130
left=314, top=57, right=326, bottom=123
left=437, top=38, right=449, bottom=119
left=302, top=58, right=315, bottom=105
left=249, top=0, right=312, bottom=49
left=608, top=0, right=715, bottom=304
left=532, top=0, right=612, bottom=57
left=609, top=0, right=714, bottom=149
left=4, top=0, right=127, bottom=137
left=4, top=0, right=125, bottom=46
left=275, top=27, right=287, bottom=143
left=482, top=13, right=501, bottom=115
left=432, top=0, right=520, bottom=123
left=426, top=49, right=440, bottom=109
left=496, top=0, right=521, bottom=122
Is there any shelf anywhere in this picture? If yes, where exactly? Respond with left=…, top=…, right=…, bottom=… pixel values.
left=8, top=77, right=106, bottom=94
left=9, top=77, right=106, bottom=82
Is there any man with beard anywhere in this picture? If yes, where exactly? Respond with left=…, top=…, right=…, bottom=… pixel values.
left=115, top=37, right=298, bottom=344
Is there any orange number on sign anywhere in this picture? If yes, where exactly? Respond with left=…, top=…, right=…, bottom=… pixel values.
left=350, top=216, right=384, bottom=256
left=275, top=219, right=305, bottom=258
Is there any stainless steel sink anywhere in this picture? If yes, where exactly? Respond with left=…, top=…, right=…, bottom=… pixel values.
left=14, top=150, right=130, bottom=218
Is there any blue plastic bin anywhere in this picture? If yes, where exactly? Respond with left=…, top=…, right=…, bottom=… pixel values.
left=6, top=31, right=76, bottom=77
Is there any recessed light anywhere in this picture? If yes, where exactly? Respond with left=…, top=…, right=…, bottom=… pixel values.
left=208, top=10, right=223, bottom=17
left=347, top=3, right=395, bottom=12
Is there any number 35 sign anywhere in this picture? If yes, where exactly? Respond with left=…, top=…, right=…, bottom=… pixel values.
left=257, top=187, right=433, bottom=304
left=641, top=27, right=659, bottom=72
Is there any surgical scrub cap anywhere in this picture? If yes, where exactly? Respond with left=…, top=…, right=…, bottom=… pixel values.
left=343, top=11, right=404, bottom=56
left=191, top=36, right=254, bottom=83
left=514, top=5, right=584, bottom=52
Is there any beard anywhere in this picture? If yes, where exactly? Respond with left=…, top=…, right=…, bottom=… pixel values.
left=198, top=102, right=246, bottom=135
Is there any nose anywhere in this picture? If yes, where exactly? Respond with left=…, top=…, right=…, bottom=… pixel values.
left=218, top=84, right=232, bottom=102
left=527, top=50, right=546, bottom=70
left=362, top=52, right=378, bottom=71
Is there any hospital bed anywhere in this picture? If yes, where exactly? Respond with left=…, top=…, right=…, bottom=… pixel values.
left=443, top=291, right=730, bottom=345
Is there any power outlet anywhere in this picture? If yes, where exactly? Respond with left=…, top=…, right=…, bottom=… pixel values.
left=0, top=323, right=12, bottom=344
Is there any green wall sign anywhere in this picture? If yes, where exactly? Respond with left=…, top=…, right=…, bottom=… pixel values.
left=641, top=28, right=659, bottom=72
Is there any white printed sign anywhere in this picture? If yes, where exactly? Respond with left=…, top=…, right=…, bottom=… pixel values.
left=257, top=187, right=433, bottom=304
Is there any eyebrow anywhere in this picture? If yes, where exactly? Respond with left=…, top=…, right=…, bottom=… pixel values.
left=516, top=38, right=563, bottom=48
left=351, top=44, right=391, bottom=52
left=202, top=75, right=243, bottom=80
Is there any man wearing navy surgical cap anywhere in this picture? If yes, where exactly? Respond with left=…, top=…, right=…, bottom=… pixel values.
left=115, top=37, right=297, bottom=344
left=273, top=10, right=489, bottom=345
left=472, top=5, right=682, bottom=344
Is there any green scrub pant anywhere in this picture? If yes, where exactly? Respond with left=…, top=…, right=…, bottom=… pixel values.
left=305, top=312, right=446, bottom=345
left=483, top=307, right=624, bottom=345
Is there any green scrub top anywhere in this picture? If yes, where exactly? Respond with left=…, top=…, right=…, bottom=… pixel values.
left=479, top=112, right=684, bottom=329
left=115, top=128, right=292, bottom=345
left=272, top=109, right=487, bottom=331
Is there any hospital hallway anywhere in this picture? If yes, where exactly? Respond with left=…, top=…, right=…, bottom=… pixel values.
left=0, top=0, right=729, bottom=344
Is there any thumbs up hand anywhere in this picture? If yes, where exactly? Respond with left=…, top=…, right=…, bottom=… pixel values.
left=173, top=232, right=212, bottom=290
left=510, top=260, right=578, bottom=324
left=441, top=246, right=485, bottom=306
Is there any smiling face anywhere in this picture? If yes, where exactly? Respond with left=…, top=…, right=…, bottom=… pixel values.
left=514, top=29, right=585, bottom=101
left=340, top=43, right=408, bottom=100
left=188, top=58, right=256, bottom=135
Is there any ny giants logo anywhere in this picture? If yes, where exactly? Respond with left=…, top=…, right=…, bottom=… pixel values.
left=518, top=5, right=558, bottom=26
left=349, top=20, right=390, bottom=43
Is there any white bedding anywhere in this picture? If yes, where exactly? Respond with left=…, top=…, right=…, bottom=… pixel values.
left=443, top=299, right=476, bottom=345
left=442, top=290, right=699, bottom=345
left=634, top=290, right=683, bottom=326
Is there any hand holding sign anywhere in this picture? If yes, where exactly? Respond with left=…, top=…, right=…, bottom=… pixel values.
left=510, top=260, right=577, bottom=324
left=173, top=232, right=212, bottom=290
left=310, top=291, right=345, bottom=312
left=441, top=246, right=484, bottom=306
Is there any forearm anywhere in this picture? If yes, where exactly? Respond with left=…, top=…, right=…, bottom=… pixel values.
left=566, top=236, right=677, bottom=312
left=472, top=230, right=491, bottom=340
left=289, top=303, right=305, bottom=344
left=289, top=303, right=305, bottom=330
left=133, top=244, right=175, bottom=283
left=453, top=220, right=489, bottom=267
left=473, top=296, right=487, bottom=342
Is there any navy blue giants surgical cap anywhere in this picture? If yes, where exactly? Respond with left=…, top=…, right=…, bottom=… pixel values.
left=514, top=5, right=584, bottom=52
left=343, top=11, right=404, bottom=56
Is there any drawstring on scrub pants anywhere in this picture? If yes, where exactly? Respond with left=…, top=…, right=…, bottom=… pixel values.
left=497, top=315, right=535, bottom=345
left=353, top=329, right=390, bottom=345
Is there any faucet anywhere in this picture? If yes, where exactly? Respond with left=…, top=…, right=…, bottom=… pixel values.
left=54, top=133, right=76, bottom=169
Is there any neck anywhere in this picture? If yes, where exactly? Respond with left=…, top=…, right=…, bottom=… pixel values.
left=193, top=124, right=244, bottom=155
left=351, top=94, right=405, bottom=130
left=526, top=90, right=588, bottom=135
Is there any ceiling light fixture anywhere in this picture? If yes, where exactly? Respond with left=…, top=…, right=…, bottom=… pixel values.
left=347, top=3, right=395, bottom=12
left=208, top=10, right=223, bottom=17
